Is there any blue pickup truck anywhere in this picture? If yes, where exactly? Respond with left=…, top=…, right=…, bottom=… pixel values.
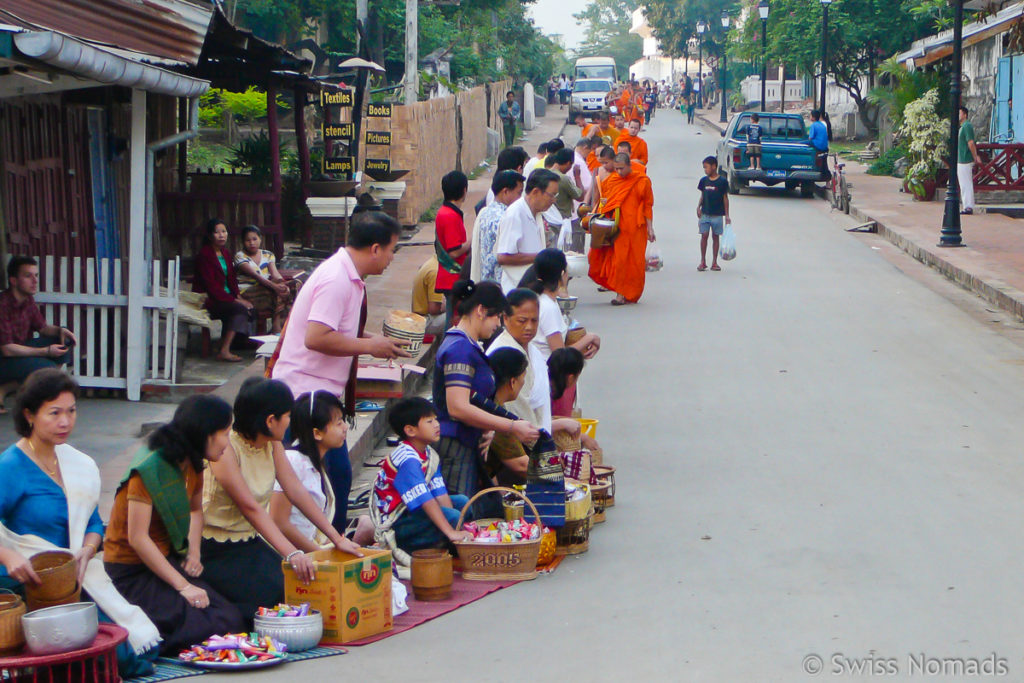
left=716, top=112, right=826, bottom=197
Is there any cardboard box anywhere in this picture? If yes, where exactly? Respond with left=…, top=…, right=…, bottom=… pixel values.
left=283, top=548, right=393, bottom=644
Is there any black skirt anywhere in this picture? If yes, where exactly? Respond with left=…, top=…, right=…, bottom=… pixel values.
left=105, top=558, right=245, bottom=655
left=199, top=536, right=284, bottom=626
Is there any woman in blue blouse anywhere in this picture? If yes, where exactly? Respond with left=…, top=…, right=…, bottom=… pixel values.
left=433, top=280, right=539, bottom=517
left=0, top=369, right=159, bottom=676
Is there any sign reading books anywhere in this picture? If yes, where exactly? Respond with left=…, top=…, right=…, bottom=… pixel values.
left=367, top=102, right=393, bottom=118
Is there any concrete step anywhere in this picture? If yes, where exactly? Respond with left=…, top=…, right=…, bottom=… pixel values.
left=976, top=204, right=1024, bottom=218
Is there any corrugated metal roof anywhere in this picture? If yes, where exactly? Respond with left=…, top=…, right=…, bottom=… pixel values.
left=897, top=1, right=1024, bottom=66
left=0, top=0, right=212, bottom=66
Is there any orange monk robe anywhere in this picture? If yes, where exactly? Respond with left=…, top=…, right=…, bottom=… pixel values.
left=615, top=133, right=649, bottom=165
left=587, top=169, right=653, bottom=303
left=586, top=150, right=600, bottom=172
left=596, top=125, right=620, bottom=146
left=582, top=123, right=600, bottom=138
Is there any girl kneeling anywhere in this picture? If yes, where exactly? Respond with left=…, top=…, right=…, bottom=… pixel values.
left=104, top=395, right=245, bottom=654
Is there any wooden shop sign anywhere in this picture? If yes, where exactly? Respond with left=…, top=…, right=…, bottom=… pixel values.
left=365, top=158, right=391, bottom=175
left=365, top=130, right=392, bottom=146
left=367, top=102, right=393, bottom=118
left=321, top=90, right=354, bottom=107
left=324, top=156, right=355, bottom=174
left=323, top=122, right=354, bottom=141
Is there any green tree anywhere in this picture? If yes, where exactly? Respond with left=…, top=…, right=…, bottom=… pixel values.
left=641, top=0, right=742, bottom=60
left=574, top=0, right=644, bottom=80
left=733, top=0, right=944, bottom=133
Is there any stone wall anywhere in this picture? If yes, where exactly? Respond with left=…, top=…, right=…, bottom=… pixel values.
left=389, top=79, right=512, bottom=225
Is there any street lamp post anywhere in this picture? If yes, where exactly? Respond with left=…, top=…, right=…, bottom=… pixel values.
left=819, top=0, right=831, bottom=118
left=940, top=0, right=966, bottom=248
left=720, top=11, right=730, bottom=123
left=697, top=20, right=707, bottom=108
left=758, top=1, right=769, bottom=113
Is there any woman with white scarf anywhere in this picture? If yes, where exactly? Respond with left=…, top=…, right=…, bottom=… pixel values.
left=0, top=369, right=160, bottom=676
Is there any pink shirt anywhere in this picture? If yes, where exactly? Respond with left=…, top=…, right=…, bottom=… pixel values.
left=272, top=248, right=365, bottom=397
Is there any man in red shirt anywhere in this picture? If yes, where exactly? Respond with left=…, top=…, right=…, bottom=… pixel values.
left=0, top=256, right=77, bottom=410
left=434, top=170, right=470, bottom=327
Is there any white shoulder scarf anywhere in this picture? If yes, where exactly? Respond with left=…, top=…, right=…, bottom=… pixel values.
left=0, top=444, right=161, bottom=655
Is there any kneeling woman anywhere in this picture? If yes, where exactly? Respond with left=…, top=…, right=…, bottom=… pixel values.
left=201, top=378, right=361, bottom=621
left=0, top=369, right=160, bottom=676
left=104, top=395, right=245, bottom=654
left=433, top=280, right=539, bottom=515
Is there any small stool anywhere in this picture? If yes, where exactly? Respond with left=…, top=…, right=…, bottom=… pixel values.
left=0, top=623, right=127, bottom=682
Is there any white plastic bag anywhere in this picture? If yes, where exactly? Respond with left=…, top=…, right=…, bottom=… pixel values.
left=391, top=576, right=409, bottom=616
left=645, top=241, right=664, bottom=272
left=719, top=223, right=737, bottom=261
left=557, top=218, right=573, bottom=251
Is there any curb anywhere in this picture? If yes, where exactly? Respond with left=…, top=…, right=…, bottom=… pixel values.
left=845, top=200, right=1024, bottom=322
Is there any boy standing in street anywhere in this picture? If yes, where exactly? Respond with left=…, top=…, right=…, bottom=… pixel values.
left=747, top=113, right=763, bottom=171
left=696, top=156, right=731, bottom=272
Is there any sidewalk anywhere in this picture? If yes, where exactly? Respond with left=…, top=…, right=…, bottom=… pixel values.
left=699, top=111, right=1024, bottom=322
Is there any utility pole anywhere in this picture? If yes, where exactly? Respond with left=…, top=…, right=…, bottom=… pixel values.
left=404, top=0, right=418, bottom=105
left=356, top=0, right=367, bottom=53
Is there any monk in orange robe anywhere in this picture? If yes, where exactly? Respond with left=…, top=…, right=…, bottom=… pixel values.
left=614, top=118, right=649, bottom=165
left=588, top=153, right=654, bottom=305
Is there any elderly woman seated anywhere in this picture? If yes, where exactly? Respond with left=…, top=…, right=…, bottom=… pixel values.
left=0, top=369, right=160, bottom=677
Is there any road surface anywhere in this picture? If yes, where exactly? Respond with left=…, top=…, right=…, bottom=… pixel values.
left=208, top=109, right=1024, bottom=681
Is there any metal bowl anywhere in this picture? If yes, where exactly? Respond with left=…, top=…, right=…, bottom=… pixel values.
left=22, top=602, right=98, bottom=655
left=556, top=296, right=579, bottom=314
left=254, top=610, right=323, bottom=652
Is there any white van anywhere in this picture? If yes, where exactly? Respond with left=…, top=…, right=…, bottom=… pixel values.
left=574, top=57, right=617, bottom=84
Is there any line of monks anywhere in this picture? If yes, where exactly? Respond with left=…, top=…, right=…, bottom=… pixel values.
left=573, top=83, right=656, bottom=306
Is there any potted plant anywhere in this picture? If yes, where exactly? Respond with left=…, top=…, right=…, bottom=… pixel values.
left=899, top=89, right=947, bottom=202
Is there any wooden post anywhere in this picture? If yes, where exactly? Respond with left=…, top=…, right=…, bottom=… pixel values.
left=177, top=98, right=187, bottom=192
left=294, top=86, right=311, bottom=248
left=404, top=0, right=417, bottom=105
left=267, top=82, right=283, bottom=257
left=126, top=88, right=147, bottom=401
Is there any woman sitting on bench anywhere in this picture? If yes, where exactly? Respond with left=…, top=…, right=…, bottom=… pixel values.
left=193, top=218, right=253, bottom=362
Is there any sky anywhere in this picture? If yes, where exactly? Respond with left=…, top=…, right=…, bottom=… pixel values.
left=528, top=0, right=590, bottom=51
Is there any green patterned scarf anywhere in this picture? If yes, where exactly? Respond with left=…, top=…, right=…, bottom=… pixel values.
left=119, top=447, right=191, bottom=555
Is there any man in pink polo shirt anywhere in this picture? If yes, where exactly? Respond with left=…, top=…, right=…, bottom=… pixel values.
left=273, top=211, right=410, bottom=532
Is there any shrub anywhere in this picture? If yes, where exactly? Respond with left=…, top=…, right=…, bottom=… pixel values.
left=867, top=144, right=909, bottom=177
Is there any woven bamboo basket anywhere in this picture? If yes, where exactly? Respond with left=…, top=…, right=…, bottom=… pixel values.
left=26, top=550, right=76, bottom=602
left=27, top=583, right=81, bottom=613
left=0, top=589, right=26, bottom=654
left=564, top=482, right=592, bottom=522
left=553, top=430, right=582, bottom=452
left=453, top=487, right=543, bottom=581
left=588, top=444, right=604, bottom=467
left=382, top=310, right=426, bottom=354
left=555, top=514, right=593, bottom=555
left=593, top=465, right=616, bottom=508
left=589, top=479, right=612, bottom=524
left=565, top=327, right=587, bottom=347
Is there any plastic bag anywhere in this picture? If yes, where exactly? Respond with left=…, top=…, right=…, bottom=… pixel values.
left=645, top=241, right=664, bottom=272
left=719, top=223, right=737, bottom=261
left=392, top=576, right=409, bottom=616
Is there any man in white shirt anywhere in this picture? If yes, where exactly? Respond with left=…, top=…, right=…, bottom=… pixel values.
left=522, top=142, right=549, bottom=183
left=496, top=168, right=559, bottom=292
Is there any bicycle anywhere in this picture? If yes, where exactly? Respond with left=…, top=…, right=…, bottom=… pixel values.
left=828, top=153, right=851, bottom=214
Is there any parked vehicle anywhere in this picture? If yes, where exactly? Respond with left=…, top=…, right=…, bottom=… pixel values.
left=569, top=79, right=614, bottom=122
left=574, top=57, right=617, bottom=84
left=716, top=112, right=826, bottom=197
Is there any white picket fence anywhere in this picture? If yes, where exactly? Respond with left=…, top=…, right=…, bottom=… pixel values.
left=33, top=256, right=179, bottom=390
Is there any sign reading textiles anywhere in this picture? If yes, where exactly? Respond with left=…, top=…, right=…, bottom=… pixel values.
left=321, top=90, right=354, bottom=107
left=365, top=130, right=392, bottom=146
left=324, top=122, right=354, bottom=141
left=367, top=102, right=393, bottom=118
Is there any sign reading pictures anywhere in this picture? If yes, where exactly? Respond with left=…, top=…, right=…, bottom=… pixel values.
left=367, top=102, right=393, bottom=118
left=365, top=130, right=392, bottom=146
left=364, top=158, right=391, bottom=175
left=323, top=122, right=355, bottom=141
left=324, top=156, right=355, bottom=174
left=321, top=90, right=354, bottom=107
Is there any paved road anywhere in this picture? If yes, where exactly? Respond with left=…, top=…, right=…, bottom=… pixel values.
left=210, top=111, right=1024, bottom=681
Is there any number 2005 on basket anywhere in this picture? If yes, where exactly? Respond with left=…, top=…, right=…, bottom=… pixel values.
left=452, top=487, right=544, bottom=581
